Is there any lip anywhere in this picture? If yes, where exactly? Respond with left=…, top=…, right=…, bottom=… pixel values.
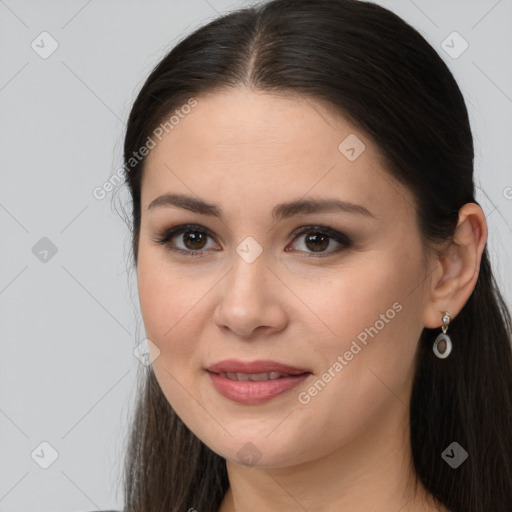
left=205, top=359, right=312, bottom=405
left=206, top=359, right=310, bottom=375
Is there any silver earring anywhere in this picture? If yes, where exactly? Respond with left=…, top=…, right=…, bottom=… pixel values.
left=433, top=312, right=452, bottom=359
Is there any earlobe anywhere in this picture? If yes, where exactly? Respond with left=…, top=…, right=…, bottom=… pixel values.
left=423, top=203, right=488, bottom=329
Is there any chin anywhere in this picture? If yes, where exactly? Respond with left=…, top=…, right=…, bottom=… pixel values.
left=197, top=430, right=313, bottom=470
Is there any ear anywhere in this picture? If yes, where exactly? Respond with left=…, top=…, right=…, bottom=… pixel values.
left=423, top=202, right=488, bottom=329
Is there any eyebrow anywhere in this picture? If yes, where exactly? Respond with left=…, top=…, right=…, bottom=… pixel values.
left=147, top=193, right=376, bottom=221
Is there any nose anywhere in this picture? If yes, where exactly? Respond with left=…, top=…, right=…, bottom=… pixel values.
left=213, top=250, right=288, bottom=339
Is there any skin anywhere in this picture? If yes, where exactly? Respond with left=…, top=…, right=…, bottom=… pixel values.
left=136, top=87, right=487, bottom=511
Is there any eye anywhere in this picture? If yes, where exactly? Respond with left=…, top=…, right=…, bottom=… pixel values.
left=151, top=224, right=218, bottom=257
left=151, top=224, right=352, bottom=258
left=286, top=225, right=352, bottom=258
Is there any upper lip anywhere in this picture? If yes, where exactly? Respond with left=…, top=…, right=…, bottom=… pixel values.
left=206, top=359, right=311, bottom=375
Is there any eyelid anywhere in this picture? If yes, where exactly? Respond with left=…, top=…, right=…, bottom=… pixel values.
left=289, top=224, right=351, bottom=244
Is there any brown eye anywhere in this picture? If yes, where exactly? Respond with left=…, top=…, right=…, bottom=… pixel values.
left=286, top=225, right=352, bottom=257
left=151, top=224, right=218, bottom=257
left=303, top=232, right=330, bottom=252
left=152, top=223, right=351, bottom=259
left=181, top=231, right=208, bottom=251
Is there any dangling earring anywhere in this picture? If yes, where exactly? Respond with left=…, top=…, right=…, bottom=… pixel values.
left=433, top=311, right=452, bottom=359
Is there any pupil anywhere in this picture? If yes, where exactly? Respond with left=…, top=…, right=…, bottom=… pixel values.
left=184, top=231, right=206, bottom=250
left=306, top=233, right=329, bottom=252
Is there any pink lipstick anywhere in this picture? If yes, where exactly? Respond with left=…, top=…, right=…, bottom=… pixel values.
left=206, top=359, right=312, bottom=405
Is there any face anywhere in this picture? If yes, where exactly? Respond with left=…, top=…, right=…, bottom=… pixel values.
left=136, top=87, right=430, bottom=469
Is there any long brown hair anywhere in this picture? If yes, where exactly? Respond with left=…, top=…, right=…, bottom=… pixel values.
left=119, top=1, right=512, bottom=510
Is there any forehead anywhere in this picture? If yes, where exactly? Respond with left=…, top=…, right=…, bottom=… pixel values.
left=145, top=87, right=374, bottom=164
left=140, top=87, right=412, bottom=221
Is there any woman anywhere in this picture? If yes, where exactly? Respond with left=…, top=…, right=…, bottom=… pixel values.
left=119, top=0, right=512, bottom=510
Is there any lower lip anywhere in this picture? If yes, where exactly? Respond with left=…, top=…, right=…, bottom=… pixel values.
left=207, top=371, right=311, bottom=405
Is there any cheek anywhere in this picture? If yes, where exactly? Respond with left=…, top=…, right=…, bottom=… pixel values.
left=136, top=249, right=202, bottom=361
left=309, top=262, right=402, bottom=334
left=291, top=257, right=422, bottom=443
left=313, top=251, right=424, bottom=373
left=136, top=259, right=206, bottom=421
left=136, top=250, right=219, bottom=437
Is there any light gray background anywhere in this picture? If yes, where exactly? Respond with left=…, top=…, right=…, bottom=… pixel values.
left=1, top=0, right=511, bottom=510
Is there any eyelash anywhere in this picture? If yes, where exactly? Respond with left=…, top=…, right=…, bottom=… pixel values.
left=151, top=223, right=352, bottom=259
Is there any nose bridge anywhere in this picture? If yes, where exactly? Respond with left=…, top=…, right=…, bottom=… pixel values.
left=226, top=238, right=270, bottom=309
left=214, top=236, right=286, bottom=336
